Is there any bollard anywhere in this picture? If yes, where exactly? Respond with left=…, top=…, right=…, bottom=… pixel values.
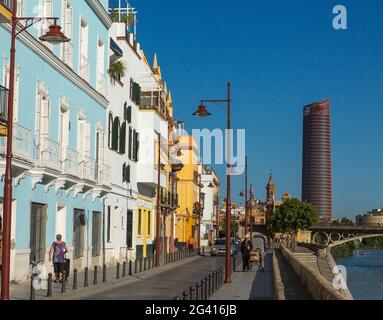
left=183, top=290, right=189, bottom=300
left=212, top=271, right=215, bottom=293
left=47, top=273, right=53, bottom=297
left=196, top=283, right=201, bottom=300
left=61, top=270, right=67, bottom=293
left=144, top=257, right=147, bottom=271
left=84, top=267, right=89, bottom=287
left=93, top=266, right=98, bottom=285
left=217, top=269, right=221, bottom=289
left=122, top=261, right=127, bottom=277
left=116, top=262, right=120, bottom=279
left=189, top=286, right=195, bottom=300
left=208, top=274, right=212, bottom=296
left=148, top=257, right=151, bottom=269
left=201, top=279, right=205, bottom=300
left=73, top=269, right=78, bottom=290
left=103, top=264, right=107, bottom=283
left=129, top=260, right=132, bottom=275
left=215, top=270, right=219, bottom=291
left=139, top=258, right=143, bottom=272
left=204, top=276, right=209, bottom=300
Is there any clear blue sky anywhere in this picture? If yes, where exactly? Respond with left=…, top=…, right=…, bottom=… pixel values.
left=111, top=0, right=383, bottom=219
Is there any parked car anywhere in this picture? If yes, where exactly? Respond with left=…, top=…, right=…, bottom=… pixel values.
left=211, top=238, right=237, bottom=256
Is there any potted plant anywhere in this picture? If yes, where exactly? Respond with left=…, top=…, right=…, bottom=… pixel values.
left=109, top=61, right=125, bottom=81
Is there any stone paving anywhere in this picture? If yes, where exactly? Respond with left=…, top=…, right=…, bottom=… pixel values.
left=211, top=250, right=274, bottom=300
left=9, top=252, right=200, bottom=300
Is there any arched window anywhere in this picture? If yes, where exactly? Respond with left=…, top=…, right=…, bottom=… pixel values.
left=119, top=121, right=126, bottom=154
left=112, top=117, right=120, bottom=151
left=108, top=112, right=113, bottom=148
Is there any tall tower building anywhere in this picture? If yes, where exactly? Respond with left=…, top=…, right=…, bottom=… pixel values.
left=266, top=172, right=276, bottom=223
left=302, top=99, right=333, bottom=222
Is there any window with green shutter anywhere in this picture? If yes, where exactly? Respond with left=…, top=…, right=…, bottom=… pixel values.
left=119, top=122, right=126, bottom=154
left=108, top=113, right=113, bottom=148
left=128, top=127, right=132, bottom=159
left=112, top=117, right=120, bottom=151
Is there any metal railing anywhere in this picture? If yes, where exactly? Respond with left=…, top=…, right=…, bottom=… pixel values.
left=80, top=155, right=95, bottom=181
left=0, top=123, right=32, bottom=160
left=79, top=54, right=89, bottom=82
left=97, top=161, right=111, bottom=186
left=39, top=137, right=60, bottom=171
left=61, top=147, right=79, bottom=177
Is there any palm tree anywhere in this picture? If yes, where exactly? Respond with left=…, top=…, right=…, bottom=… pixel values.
left=109, top=61, right=125, bottom=81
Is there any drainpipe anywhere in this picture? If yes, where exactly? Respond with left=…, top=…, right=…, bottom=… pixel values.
left=102, top=198, right=106, bottom=267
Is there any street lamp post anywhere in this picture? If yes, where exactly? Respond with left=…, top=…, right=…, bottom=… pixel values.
left=192, top=82, right=232, bottom=283
left=1, top=2, right=69, bottom=300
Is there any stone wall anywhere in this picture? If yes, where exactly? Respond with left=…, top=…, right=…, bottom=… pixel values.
left=272, top=249, right=286, bottom=300
left=280, top=245, right=350, bottom=300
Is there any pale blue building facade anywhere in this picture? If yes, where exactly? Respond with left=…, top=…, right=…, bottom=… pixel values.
left=0, top=0, right=111, bottom=281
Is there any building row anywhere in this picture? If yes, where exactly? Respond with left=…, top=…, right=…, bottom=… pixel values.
left=0, top=0, right=220, bottom=282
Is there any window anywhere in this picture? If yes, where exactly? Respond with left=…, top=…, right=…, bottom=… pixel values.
left=124, top=104, right=132, bottom=123
left=3, top=61, right=20, bottom=122
left=96, top=38, right=105, bottom=94
left=107, top=206, right=111, bottom=242
left=128, top=127, right=132, bottom=159
left=126, top=210, right=133, bottom=248
left=73, top=209, right=85, bottom=259
left=79, top=18, right=89, bottom=81
left=133, top=130, right=139, bottom=161
left=62, top=0, right=73, bottom=67
left=147, top=210, right=151, bottom=235
left=30, top=203, right=47, bottom=263
left=138, top=209, right=142, bottom=235
left=108, top=113, right=113, bottom=148
left=92, top=211, right=101, bottom=257
left=119, top=122, right=126, bottom=154
left=130, top=79, right=141, bottom=105
left=122, top=163, right=130, bottom=183
left=111, top=117, right=120, bottom=151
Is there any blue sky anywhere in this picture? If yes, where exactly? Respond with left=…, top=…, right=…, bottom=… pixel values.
left=111, top=0, right=383, bottom=219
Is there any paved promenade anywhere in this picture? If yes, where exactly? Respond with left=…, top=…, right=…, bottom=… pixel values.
left=211, top=250, right=274, bottom=300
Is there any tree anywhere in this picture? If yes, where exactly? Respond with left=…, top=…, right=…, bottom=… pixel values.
left=219, top=219, right=239, bottom=237
left=267, top=198, right=318, bottom=236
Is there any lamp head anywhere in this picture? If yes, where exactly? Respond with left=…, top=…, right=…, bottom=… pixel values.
left=192, top=104, right=211, bottom=117
left=39, top=22, right=71, bottom=44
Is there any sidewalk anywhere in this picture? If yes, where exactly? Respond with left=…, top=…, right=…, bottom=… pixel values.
left=211, top=250, right=274, bottom=300
left=10, top=253, right=200, bottom=300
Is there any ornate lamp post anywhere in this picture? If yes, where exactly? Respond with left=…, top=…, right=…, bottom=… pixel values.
left=192, top=82, right=232, bottom=283
left=1, top=2, right=69, bottom=300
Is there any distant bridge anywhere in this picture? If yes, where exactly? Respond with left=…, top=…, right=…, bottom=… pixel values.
left=309, top=225, right=383, bottom=247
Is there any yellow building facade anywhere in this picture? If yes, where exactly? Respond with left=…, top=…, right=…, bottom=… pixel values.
left=175, top=135, right=200, bottom=248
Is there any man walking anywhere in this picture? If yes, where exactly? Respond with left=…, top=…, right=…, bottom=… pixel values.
left=49, top=234, right=68, bottom=283
left=241, top=234, right=253, bottom=272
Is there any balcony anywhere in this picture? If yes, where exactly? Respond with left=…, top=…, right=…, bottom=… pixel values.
left=80, top=155, right=95, bottom=182
left=0, top=85, right=9, bottom=136
left=79, top=54, right=89, bottom=82
left=0, top=0, right=13, bottom=23
left=0, top=123, right=33, bottom=181
left=39, top=137, right=61, bottom=172
left=96, top=162, right=111, bottom=187
left=61, top=147, right=79, bottom=177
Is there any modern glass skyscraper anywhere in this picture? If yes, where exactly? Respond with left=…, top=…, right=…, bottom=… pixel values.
left=302, top=99, right=332, bottom=222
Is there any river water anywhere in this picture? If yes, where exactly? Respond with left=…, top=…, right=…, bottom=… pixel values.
left=335, top=249, right=383, bottom=299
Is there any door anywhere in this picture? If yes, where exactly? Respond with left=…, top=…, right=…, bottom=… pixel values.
left=73, top=209, right=85, bottom=259
left=92, top=212, right=101, bottom=257
left=126, top=210, right=133, bottom=249
left=30, top=203, right=47, bottom=263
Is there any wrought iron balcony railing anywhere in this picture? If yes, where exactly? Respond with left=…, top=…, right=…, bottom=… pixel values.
left=39, top=137, right=61, bottom=171
left=61, top=147, right=79, bottom=177
left=0, top=123, right=32, bottom=161
left=0, top=85, right=9, bottom=129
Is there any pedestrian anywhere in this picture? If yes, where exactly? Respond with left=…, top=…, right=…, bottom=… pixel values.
left=241, top=234, right=253, bottom=272
left=49, top=234, right=68, bottom=283
left=188, top=237, right=194, bottom=251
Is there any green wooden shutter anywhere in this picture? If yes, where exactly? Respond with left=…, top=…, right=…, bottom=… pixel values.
left=112, top=118, right=120, bottom=151
left=128, top=127, right=132, bottom=159
left=120, top=122, right=126, bottom=154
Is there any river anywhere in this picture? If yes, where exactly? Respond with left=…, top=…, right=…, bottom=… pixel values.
left=335, top=249, right=383, bottom=299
